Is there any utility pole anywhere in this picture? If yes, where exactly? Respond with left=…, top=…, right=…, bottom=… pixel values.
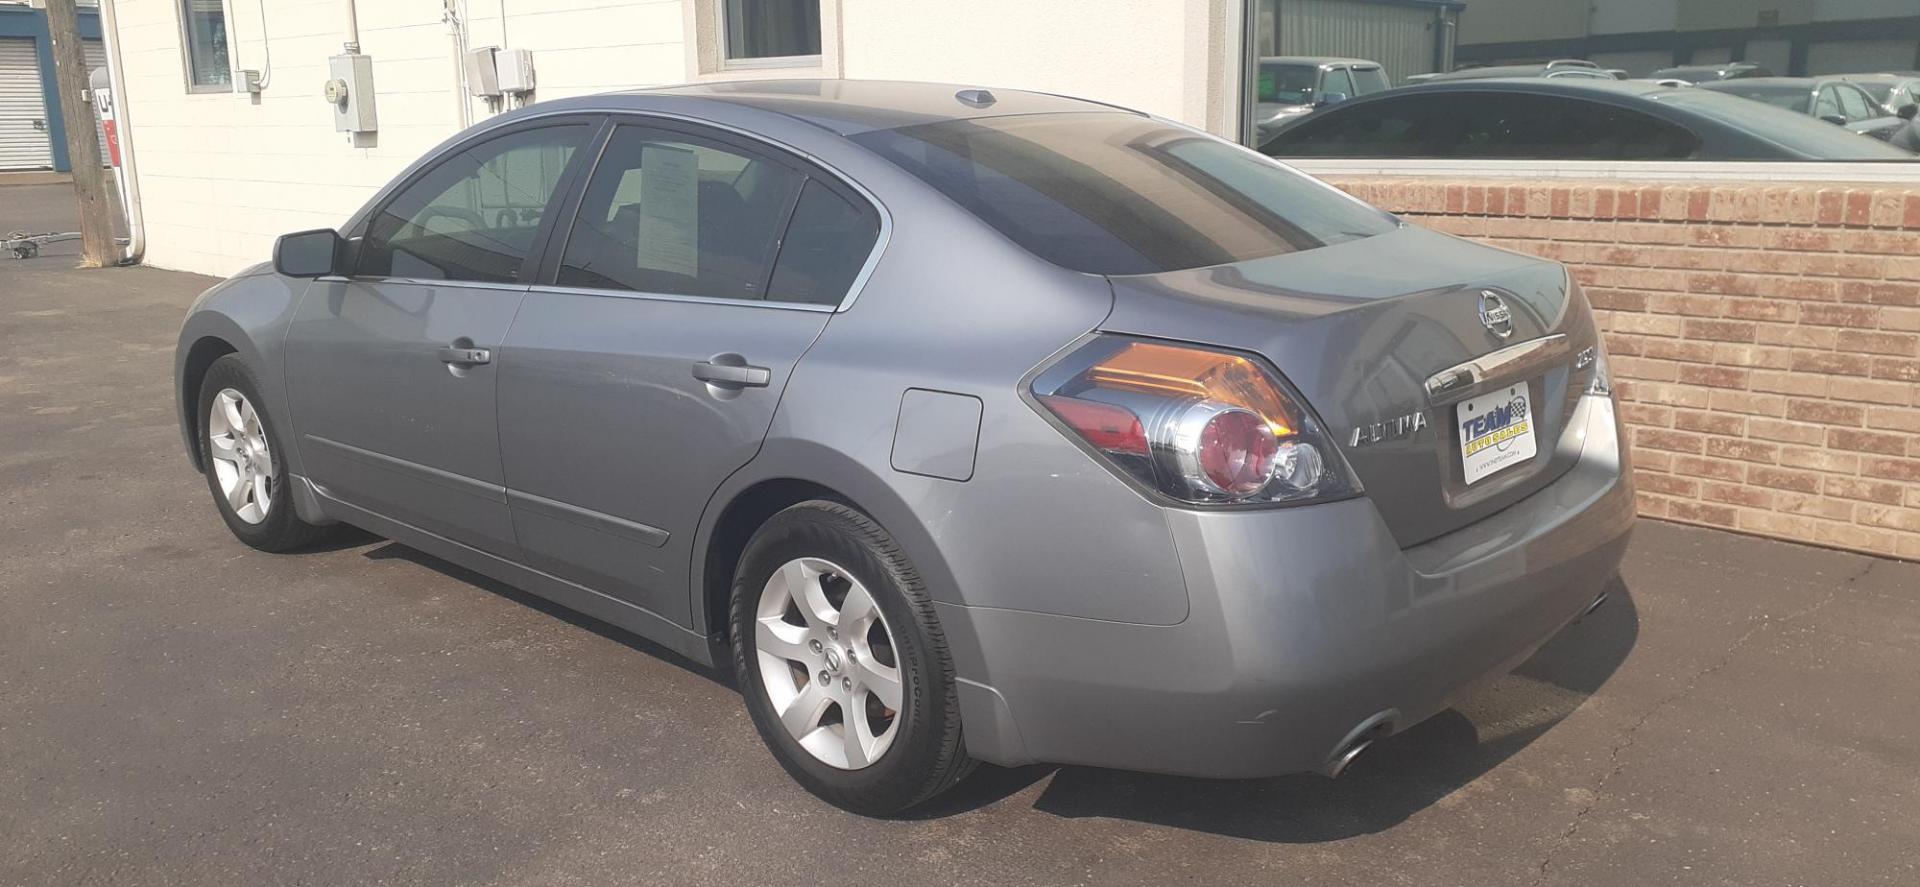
left=44, top=0, right=116, bottom=268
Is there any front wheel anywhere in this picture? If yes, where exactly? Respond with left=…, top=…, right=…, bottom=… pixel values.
left=729, top=501, right=974, bottom=815
left=196, top=354, right=337, bottom=552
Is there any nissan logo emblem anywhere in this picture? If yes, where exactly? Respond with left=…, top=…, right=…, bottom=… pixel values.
left=1478, top=290, right=1514, bottom=339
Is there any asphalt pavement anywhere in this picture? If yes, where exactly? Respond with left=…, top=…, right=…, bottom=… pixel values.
left=3, top=182, right=1917, bottom=886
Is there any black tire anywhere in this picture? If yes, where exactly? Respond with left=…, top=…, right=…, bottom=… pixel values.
left=196, top=354, right=336, bottom=552
left=729, top=500, right=975, bottom=815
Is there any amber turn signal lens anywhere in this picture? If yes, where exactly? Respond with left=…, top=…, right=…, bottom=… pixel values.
left=1085, top=342, right=1298, bottom=438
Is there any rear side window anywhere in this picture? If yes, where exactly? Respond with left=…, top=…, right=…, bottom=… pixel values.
left=557, top=125, right=803, bottom=300
left=1265, top=92, right=1700, bottom=161
left=766, top=179, right=880, bottom=305
left=358, top=125, right=586, bottom=282
left=852, top=112, right=1395, bottom=275
left=1350, top=67, right=1389, bottom=95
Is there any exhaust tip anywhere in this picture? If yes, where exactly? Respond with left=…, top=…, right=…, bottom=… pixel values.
left=1320, top=738, right=1372, bottom=779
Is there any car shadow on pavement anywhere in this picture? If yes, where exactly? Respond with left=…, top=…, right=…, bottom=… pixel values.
left=354, top=538, right=1635, bottom=837
left=913, top=579, right=1639, bottom=839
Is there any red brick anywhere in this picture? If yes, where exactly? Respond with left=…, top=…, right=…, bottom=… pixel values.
left=1838, top=281, right=1920, bottom=307
left=1747, top=418, right=1826, bottom=446
left=1866, top=406, right=1920, bottom=434
left=1824, top=477, right=1907, bottom=505
left=1789, top=351, right=1871, bottom=377
left=1785, top=399, right=1865, bottom=426
left=1827, top=377, right=1914, bottom=406
left=1704, top=437, right=1779, bottom=464
left=1706, top=390, right=1785, bottom=417
left=1857, top=506, right=1920, bottom=534
left=1673, top=411, right=1746, bottom=435
left=1870, top=357, right=1920, bottom=383
left=1748, top=466, right=1821, bottom=493
left=1829, top=428, right=1911, bottom=456
left=1619, top=402, right=1673, bottom=427
left=1836, top=331, right=1919, bottom=357
left=1641, top=338, right=1716, bottom=363
left=1635, top=427, right=1704, bottom=454
left=1773, top=492, right=1856, bottom=521
left=1678, top=364, right=1750, bottom=389
left=1800, top=304, right=1882, bottom=328
left=1668, top=500, right=1738, bottom=527
left=1700, top=481, right=1772, bottom=509
left=1672, top=455, right=1745, bottom=481
left=1682, top=319, right=1757, bottom=343
left=1863, top=457, right=1920, bottom=482
left=1723, top=299, right=1797, bottom=322
left=1635, top=471, right=1698, bottom=497
left=1779, top=447, right=1860, bottom=473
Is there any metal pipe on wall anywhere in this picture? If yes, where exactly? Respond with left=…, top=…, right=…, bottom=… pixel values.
left=98, top=0, right=143, bottom=265
left=343, top=0, right=361, bottom=53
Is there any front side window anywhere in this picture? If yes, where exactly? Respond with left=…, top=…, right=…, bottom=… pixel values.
left=854, top=112, right=1396, bottom=275
left=358, top=125, right=587, bottom=283
left=1835, top=85, right=1873, bottom=121
left=723, top=0, right=821, bottom=62
left=1257, top=63, right=1319, bottom=105
left=558, top=125, right=808, bottom=300
left=1812, top=88, right=1842, bottom=119
left=1350, top=67, right=1390, bottom=95
left=1322, top=68, right=1356, bottom=100
left=179, top=0, right=231, bottom=91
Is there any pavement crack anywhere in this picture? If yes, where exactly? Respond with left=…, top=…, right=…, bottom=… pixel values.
left=1527, top=557, right=1875, bottom=886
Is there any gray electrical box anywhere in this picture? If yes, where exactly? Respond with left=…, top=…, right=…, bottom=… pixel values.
left=463, top=47, right=502, bottom=97
left=326, top=52, right=377, bottom=133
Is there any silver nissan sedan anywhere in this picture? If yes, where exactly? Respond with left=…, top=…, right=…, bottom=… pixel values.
left=174, top=80, right=1633, bottom=814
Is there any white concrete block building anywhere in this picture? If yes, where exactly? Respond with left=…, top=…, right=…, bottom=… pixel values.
left=106, top=0, right=1241, bottom=275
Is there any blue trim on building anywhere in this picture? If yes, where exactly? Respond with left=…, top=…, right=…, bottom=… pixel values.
left=0, top=4, right=104, bottom=172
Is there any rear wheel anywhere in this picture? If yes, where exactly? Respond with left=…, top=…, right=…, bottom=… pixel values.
left=729, top=500, right=973, bottom=814
left=197, top=354, right=336, bottom=552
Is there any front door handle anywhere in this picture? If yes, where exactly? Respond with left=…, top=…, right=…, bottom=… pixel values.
left=692, top=359, right=771, bottom=388
left=437, top=346, right=492, bottom=367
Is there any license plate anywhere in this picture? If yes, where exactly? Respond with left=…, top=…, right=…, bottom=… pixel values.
left=1457, top=383, right=1536, bottom=485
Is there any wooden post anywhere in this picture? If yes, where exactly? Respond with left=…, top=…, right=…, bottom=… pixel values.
left=44, top=0, right=116, bottom=268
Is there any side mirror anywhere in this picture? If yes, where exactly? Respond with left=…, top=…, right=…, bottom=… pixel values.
left=274, top=228, right=342, bottom=278
left=1316, top=92, right=1350, bottom=108
left=1898, top=103, right=1918, bottom=120
left=1819, top=114, right=1848, bottom=126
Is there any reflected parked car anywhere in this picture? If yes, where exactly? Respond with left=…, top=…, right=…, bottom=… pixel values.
left=1648, top=61, right=1772, bottom=84
left=1837, top=72, right=1920, bottom=118
left=1254, top=56, right=1390, bottom=141
left=1697, top=77, right=1910, bottom=140
left=1259, top=79, right=1918, bottom=160
left=175, top=80, right=1635, bottom=815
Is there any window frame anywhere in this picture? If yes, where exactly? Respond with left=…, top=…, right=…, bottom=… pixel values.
left=176, top=0, right=235, bottom=94
left=714, top=0, right=823, bottom=71
left=528, top=111, right=890, bottom=314
left=334, top=114, right=605, bottom=288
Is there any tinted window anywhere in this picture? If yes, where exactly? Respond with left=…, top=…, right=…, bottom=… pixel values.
left=853, top=112, right=1396, bottom=275
left=1322, top=67, right=1355, bottom=99
left=1265, top=92, right=1700, bottom=161
left=558, top=125, right=802, bottom=300
left=1836, top=86, right=1874, bottom=121
left=1258, top=63, right=1319, bottom=104
left=1812, top=88, right=1841, bottom=119
left=1350, top=66, right=1389, bottom=95
left=359, top=125, right=586, bottom=282
left=766, top=180, right=880, bottom=305
left=1652, top=89, right=1917, bottom=159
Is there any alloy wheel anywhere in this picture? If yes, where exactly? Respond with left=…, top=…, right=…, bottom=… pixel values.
left=206, top=388, right=275, bottom=525
left=753, top=557, right=903, bottom=769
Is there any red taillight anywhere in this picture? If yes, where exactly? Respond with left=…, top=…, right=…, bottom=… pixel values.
left=1037, top=394, right=1149, bottom=456
left=1195, top=408, right=1277, bottom=495
left=1030, top=335, right=1360, bottom=506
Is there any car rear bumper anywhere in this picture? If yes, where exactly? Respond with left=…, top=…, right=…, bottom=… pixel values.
left=943, top=392, right=1633, bottom=778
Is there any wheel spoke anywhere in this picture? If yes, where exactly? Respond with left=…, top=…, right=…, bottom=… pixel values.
left=252, top=438, right=276, bottom=478
left=844, top=713, right=874, bottom=769
left=784, top=560, right=836, bottom=629
left=838, top=581, right=877, bottom=632
left=207, top=433, right=240, bottom=464
left=226, top=471, right=253, bottom=513
left=856, top=658, right=903, bottom=711
left=755, top=616, right=812, bottom=665
left=778, top=682, right=834, bottom=740
left=219, top=393, right=246, bottom=436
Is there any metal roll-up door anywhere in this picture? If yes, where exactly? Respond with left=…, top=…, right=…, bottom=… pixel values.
left=84, top=39, right=109, bottom=166
left=0, top=37, right=54, bottom=171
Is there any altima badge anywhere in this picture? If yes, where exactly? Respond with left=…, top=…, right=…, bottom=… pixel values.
left=1479, top=290, right=1514, bottom=339
left=1348, top=411, right=1428, bottom=448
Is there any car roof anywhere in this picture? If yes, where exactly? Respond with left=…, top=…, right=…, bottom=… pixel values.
left=1259, top=56, right=1379, bottom=68
left=601, top=79, right=1141, bottom=135
left=1701, top=77, right=1821, bottom=87
left=1399, top=77, right=1675, bottom=97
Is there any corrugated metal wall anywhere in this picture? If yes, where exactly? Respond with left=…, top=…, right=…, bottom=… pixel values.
left=1275, top=0, right=1444, bottom=84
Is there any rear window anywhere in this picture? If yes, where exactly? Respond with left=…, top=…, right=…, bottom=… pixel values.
left=851, top=113, right=1396, bottom=275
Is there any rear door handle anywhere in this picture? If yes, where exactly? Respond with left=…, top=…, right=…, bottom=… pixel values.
left=437, top=346, right=492, bottom=367
left=692, top=360, right=771, bottom=388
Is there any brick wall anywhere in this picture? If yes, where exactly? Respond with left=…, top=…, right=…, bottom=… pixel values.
left=1330, top=178, right=1920, bottom=561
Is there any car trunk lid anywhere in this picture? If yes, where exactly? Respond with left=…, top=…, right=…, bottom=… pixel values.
left=1100, top=224, right=1603, bottom=548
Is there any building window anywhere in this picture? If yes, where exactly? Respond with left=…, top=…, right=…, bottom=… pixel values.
left=723, top=0, right=821, bottom=65
left=179, top=0, right=231, bottom=91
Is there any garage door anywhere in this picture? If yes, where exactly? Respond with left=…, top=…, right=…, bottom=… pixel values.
left=0, top=37, right=54, bottom=171
left=84, top=39, right=109, bottom=166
